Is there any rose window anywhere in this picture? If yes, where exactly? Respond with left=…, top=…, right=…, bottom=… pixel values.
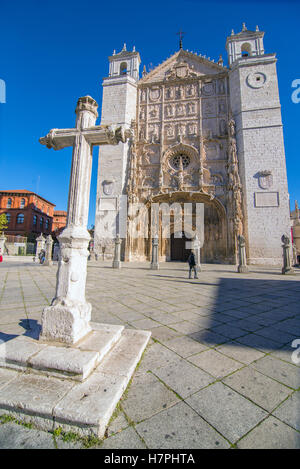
left=170, top=154, right=190, bottom=170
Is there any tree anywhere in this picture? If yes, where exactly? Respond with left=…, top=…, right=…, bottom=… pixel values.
left=0, top=214, right=8, bottom=235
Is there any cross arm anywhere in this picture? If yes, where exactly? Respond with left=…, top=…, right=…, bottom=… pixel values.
left=39, top=128, right=77, bottom=150
left=83, top=125, right=132, bottom=146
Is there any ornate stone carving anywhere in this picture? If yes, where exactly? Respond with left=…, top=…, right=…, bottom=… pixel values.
left=165, top=61, right=198, bottom=81
left=258, top=170, right=273, bottom=189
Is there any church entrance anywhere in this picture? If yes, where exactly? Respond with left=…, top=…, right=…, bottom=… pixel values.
left=170, top=232, right=191, bottom=261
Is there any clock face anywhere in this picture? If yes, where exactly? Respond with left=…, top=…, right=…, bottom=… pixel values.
left=246, top=72, right=267, bottom=89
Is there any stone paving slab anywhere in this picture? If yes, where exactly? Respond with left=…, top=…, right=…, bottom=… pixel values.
left=0, top=422, right=56, bottom=449
left=185, top=382, right=268, bottom=443
left=135, top=401, right=230, bottom=449
left=237, top=416, right=300, bottom=449
left=0, top=262, right=300, bottom=448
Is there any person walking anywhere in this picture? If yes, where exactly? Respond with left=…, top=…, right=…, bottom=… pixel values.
left=39, top=249, right=46, bottom=265
left=188, top=250, right=198, bottom=279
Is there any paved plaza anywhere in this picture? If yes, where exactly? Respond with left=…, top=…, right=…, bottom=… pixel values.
left=0, top=259, right=299, bottom=449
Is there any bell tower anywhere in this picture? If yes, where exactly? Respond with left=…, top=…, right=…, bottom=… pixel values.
left=227, top=24, right=290, bottom=264
left=94, top=45, right=141, bottom=258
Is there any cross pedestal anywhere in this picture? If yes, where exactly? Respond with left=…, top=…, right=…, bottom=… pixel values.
left=150, top=235, right=159, bottom=270
left=112, top=234, right=122, bottom=269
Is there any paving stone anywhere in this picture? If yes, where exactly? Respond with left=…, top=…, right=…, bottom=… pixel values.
left=122, top=371, right=180, bottom=422
left=223, top=366, right=292, bottom=412
left=236, top=333, right=283, bottom=352
left=210, top=324, right=248, bottom=340
left=237, top=416, right=300, bottom=449
left=106, top=410, right=129, bottom=437
left=153, top=357, right=214, bottom=398
left=164, top=336, right=209, bottom=358
left=186, top=382, right=267, bottom=443
left=188, top=349, right=243, bottom=378
left=189, top=329, right=230, bottom=347
left=273, top=392, right=300, bottom=431
left=150, top=325, right=183, bottom=342
left=216, top=341, right=265, bottom=364
left=101, top=426, right=147, bottom=449
left=135, top=402, right=230, bottom=449
left=251, top=356, right=300, bottom=389
left=255, top=327, right=297, bottom=345
left=0, top=422, right=55, bottom=449
left=134, top=342, right=179, bottom=374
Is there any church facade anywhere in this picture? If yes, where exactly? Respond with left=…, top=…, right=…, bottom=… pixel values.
left=94, top=24, right=291, bottom=265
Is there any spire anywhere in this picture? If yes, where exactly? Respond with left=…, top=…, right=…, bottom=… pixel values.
left=176, top=29, right=185, bottom=49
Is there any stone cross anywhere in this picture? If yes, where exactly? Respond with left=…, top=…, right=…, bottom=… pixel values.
left=150, top=235, right=159, bottom=270
left=112, top=234, right=121, bottom=269
left=44, top=235, right=53, bottom=266
left=281, top=234, right=294, bottom=275
left=34, top=234, right=45, bottom=262
left=237, top=234, right=249, bottom=273
left=39, top=96, right=130, bottom=344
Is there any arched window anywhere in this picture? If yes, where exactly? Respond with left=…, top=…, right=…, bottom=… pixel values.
left=20, top=198, right=25, bottom=208
left=7, top=198, right=12, bottom=208
left=241, top=43, right=251, bottom=57
left=120, top=62, right=128, bottom=75
left=33, top=215, right=37, bottom=226
left=5, top=213, right=10, bottom=224
left=17, top=213, right=24, bottom=224
left=40, top=217, right=44, bottom=228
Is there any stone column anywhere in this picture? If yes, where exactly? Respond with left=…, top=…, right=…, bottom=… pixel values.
left=44, top=235, right=53, bottom=266
left=0, top=234, right=6, bottom=256
left=150, top=235, right=159, bottom=270
left=35, top=234, right=45, bottom=262
left=237, top=234, right=249, bottom=273
left=192, top=235, right=202, bottom=272
left=112, top=234, right=121, bottom=269
left=281, top=235, right=294, bottom=275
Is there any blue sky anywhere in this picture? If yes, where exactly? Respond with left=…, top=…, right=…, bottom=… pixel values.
left=0, top=0, right=299, bottom=228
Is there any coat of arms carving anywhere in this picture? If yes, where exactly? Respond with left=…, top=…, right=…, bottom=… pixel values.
left=258, top=170, right=273, bottom=190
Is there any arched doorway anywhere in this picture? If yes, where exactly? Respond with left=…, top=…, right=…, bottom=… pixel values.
left=170, top=232, right=191, bottom=261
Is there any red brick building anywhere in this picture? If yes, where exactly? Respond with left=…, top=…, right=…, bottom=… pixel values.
left=52, top=210, right=67, bottom=236
left=0, top=190, right=55, bottom=239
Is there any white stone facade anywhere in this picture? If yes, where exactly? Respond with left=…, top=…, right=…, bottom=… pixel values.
left=94, top=26, right=291, bottom=265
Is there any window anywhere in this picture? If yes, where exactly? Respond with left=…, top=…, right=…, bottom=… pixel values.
left=20, top=198, right=25, bottom=208
left=5, top=213, right=10, bottom=224
left=241, top=43, right=251, bottom=57
left=33, top=215, right=37, bottom=226
left=45, top=219, right=49, bottom=230
left=17, top=213, right=24, bottom=224
left=170, top=154, right=191, bottom=170
left=7, top=198, right=12, bottom=208
left=120, top=62, right=128, bottom=75
left=40, top=217, right=44, bottom=228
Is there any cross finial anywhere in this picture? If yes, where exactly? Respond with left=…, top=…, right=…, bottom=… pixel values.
left=176, top=29, right=185, bottom=49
